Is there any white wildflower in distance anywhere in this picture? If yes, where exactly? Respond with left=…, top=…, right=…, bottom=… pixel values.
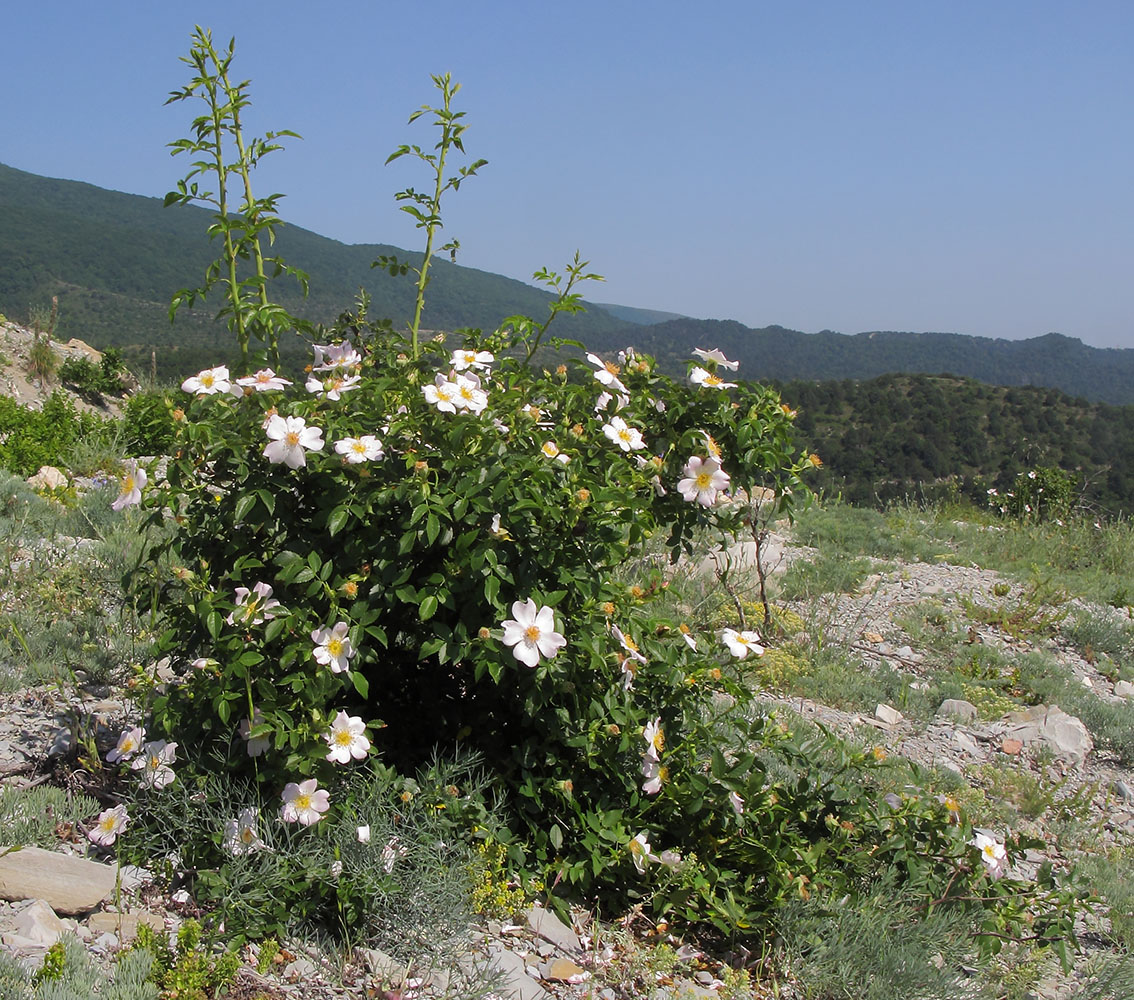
left=382, top=836, right=409, bottom=873
left=641, top=754, right=664, bottom=796
left=131, top=740, right=177, bottom=790
left=223, top=807, right=269, bottom=856
left=239, top=710, right=270, bottom=757
left=280, top=779, right=330, bottom=826
left=453, top=373, right=489, bottom=414
left=111, top=461, right=147, bottom=511
left=312, top=622, right=355, bottom=673
left=234, top=369, right=291, bottom=393
left=181, top=366, right=231, bottom=395
left=612, top=625, right=647, bottom=665
left=423, top=375, right=459, bottom=413
left=305, top=373, right=361, bottom=400
left=629, top=831, right=657, bottom=874
left=689, top=366, right=738, bottom=390
left=312, top=341, right=362, bottom=372
left=356, top=824, right=371, bottom=844
left=501, top=599, right=566, bottom=668
left=691, top=348, right=739, bottom=370
left=263, top=414, right=324, bottom=469
left=679, top=624, right=698, bottom=651
left=490, top=513, right=513, bottom=540
left=324, top=711, right=370, bottom=764
left=106, top=726, right=145, bottom=764
left=541, top=441, right=570, bottom=464
left=594, top=390, right=630, bottom=413
left=729, top=791, right=745, bottom=820
left=586, top=353, right=629, bottom=395
left=678, top=456, right=730, bottom=507
left=643, top=717, right=664, bottom=760
left=334, top=435, right=384, bottom=463
left=88, top=804, right=129, bottom=847
left=722, top=628, right=764, bottom=659
left=450, top=348, right=494, bottom=371
left=971, top=832, right=1007, bottom=879
left=227, top=582, right=280, bottom=627
left=602, top=416, right=645, bottom=452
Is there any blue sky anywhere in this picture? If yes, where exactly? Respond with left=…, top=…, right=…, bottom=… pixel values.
left=3, top=1, right=1132, bottom=348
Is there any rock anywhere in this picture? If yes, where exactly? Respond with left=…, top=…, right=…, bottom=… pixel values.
left=937, top=699, right=978, bottom=722
left=525, top=904, right=581, bottom=954
left=282, top=956, right=316, bottom=980
left=1114, top=680, right=1134, bottom=700
left=0, top=847, right=118, bottom=914
left=359, top=946, right=405, bottom=982
left=953, top=731, right=982, bottom=757
left=1001, top=705, right=1093, bottom=765
left=1112, top=779, right=1134, bottom=804
left=862, top=631, right=884, bottom=643
left=27, top=466, right=68, bottom=490
left=1001, top=738, right=1024, bottom=756
left=1, top=899, right=68, bottom=948
left=86, top=910, right=164, bottom=943
left=540, top=957, right=586, bottom=982
left=874, top=703, right=903, bottom=726
left=488, top=947, right=552, bottom=1000
left=894, top=645, right=915, bottom=660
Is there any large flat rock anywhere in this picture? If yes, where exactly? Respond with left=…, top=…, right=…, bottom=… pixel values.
left=0, top=847, right=118, bottom=914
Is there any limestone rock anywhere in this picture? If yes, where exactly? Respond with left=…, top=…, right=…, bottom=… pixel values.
left=86, top=910, right=164, bottom=943
left=874, top=703, right=903, bottom=726
left=0, top=847, right=118, bottom=914
left=27, top=466, right=68, bottom=490
left=1, top=899, right=68, bottom=948
left=1114, top=680, right=1134, bottom=700
left=937, top=699, right=978, bottom=722
left=1000, top=705, right=1093, bottom=765
left=525, top=904, right=581, bottom=953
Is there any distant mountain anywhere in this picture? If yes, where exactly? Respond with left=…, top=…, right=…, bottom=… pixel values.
left=591, top=303, right=687, bottom=325
left=2, top=163, right=1131, bottom=402
left=0, top=162, right=626, bottom=377
left=585, top=319, right=1134, bottom=405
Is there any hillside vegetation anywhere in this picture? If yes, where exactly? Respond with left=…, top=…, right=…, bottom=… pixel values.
left=0, top=162, right=626, bottom=378
left=586, top=319, right=1134, bottom=406
left=777, top=373, right=1134, bottom=515
left=3, top=162, right=1132, bottom=401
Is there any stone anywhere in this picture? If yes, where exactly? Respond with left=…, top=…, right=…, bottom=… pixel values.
left=488, top=947, right=552, bottom=1000
left=953, top=731, right=982, bottom=756
left=282, top=956, right=316, bottom=980
left=540, top=957, right=586, bottom=982
left=894, top=645, right=915, bottom=660
left=1001, top=738, right=1024, bottom=756
left=937, top=699, right=978, bottom=722
left=1001, top=705, right=1093, bottom=765
left=525, top=904, right=581, bottom=953
left=1114, top=680, right=1134, bottom=700
left=86, top=910, right=164, bottom=943
left=0, top=847, right=118, bottom=914
left=1, top=899, right=68, bottom=948
left=1112, top=779, right=1134, bottom=804
left=874, top=703, right=903, bottom=726
left=359, top=946, right=404, bottom=982
left=862, top=631, right=884, bottom=643
left=27, top=466, right=68, bottom=490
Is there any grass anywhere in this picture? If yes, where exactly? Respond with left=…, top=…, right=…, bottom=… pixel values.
left=0, top=785, right=99, bottom=847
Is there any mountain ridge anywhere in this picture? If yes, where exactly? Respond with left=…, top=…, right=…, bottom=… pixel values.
left=2, top=162, right=1132, bottom=401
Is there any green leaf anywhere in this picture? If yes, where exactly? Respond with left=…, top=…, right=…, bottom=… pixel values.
left=549, top=824, right=563, bottom=851
left=233, top=493, right=256, bottom=524
left=419, top=594, right=439, bottom=621
left=351, top=672, right=369, bottom=698
left=206, top=611, right=224, bottom=641
left=256, top=489, right=276, bottom=516
left=327, top=506, right=350, bottom=537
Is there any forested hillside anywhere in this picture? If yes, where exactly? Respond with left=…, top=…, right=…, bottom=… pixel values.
left=587, top=320, right=1134, bottom=405
left=778, top=373, right=1134, bottom=514
left=0, top=163, right=625, bottom=377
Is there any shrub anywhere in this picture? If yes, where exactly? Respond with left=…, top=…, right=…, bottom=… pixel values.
left=0, top=391, right=114, bottom=477
left=115, top=35, right=1091, bottom=959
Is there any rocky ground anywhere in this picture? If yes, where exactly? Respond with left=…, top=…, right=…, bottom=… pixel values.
left=0, top=327, right=1130, bottom=997
left=0, top=515, right=1131, bottom=999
